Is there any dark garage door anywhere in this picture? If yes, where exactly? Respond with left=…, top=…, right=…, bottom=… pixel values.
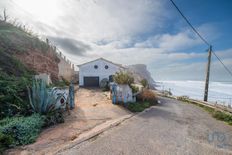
left=84, top=77, right=99, bottom=87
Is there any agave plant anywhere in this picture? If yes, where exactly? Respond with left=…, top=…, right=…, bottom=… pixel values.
left=27, top=79, right=59, bottom=114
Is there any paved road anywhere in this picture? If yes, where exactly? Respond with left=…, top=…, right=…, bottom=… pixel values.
left=59, top=97, right=232, bottom=155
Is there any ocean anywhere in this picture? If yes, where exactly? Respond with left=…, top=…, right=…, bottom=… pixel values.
left=155, top=81, right=232, bottom=106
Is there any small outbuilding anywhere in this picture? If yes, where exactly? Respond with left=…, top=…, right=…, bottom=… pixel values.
left=77, top=58, right=124, bottom=87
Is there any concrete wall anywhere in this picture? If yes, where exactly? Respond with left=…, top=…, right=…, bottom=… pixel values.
left=57, top=52, right=75, bottom=82
left=79, top=58, right=122, bottom=86
left=35, top=73, right=52, bottom=85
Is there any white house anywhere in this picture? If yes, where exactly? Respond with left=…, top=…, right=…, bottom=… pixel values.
left=78, top=58, right=124, bottom=87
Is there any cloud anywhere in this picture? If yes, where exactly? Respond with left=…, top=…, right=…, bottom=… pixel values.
left=0, top=0, right=231, bottom=81
left=135, top=30, right=202, bottom=51
left=48, top=0, right=168, bottom=42
left=151, top=49, right=232, bottom=81
left=48, top=37, right=91, bottom=56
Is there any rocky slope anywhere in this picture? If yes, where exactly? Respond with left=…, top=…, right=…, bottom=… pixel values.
left=126, top=64, right=155, bottom=89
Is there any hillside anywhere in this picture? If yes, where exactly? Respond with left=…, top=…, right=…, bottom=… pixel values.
left=0, top=21, right=60, bottom=81
left=126, top=64, right=155, bottom=89
left=0, top=20, right=62, bottom=119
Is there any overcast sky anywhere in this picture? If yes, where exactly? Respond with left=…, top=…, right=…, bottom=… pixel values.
left=0, top=0, right=232, bottom=81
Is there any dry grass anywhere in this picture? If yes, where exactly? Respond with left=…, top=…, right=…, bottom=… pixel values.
left=137, top=89, right=157, bottom=104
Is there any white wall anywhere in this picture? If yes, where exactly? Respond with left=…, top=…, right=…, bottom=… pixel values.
left=79, top=59, right=122, bottom=86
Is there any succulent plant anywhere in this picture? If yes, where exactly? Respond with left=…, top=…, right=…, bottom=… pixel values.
left=27, top=79, right=61, bottom=114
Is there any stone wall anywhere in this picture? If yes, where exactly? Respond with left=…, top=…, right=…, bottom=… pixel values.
left=57, top=52, right=75, bottom=82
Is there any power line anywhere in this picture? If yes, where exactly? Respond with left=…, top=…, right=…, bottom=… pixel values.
left=169, top=0, right=210, bottom=46
left=169, top=0, right=232, bottom=79
left=212, top=51, right=232, bottom=77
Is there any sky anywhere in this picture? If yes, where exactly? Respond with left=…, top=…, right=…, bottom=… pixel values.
left=0, top=0, right=232, bottom=82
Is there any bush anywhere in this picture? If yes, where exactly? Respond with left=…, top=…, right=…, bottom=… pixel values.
left=0, top=132, right=13, bottom=153
left=43, top=109, right=64, bottom=127
left=0, top=114, right=44, bottom=146
left=113, top=71, right=134, bottom=85
left=137, top=89, right=157, bottom=104
left=50, top=78, right=70, bottom=88
left=213, top=111, right=232, bottom=124
left=127, top=102, right=151, bottom=112
left=130, top=85, right=139, bottom=93
left=0, top=71, right=32, bottom=119
left=140, top=79, right=148, bottom=88
left=61, top=77, right=70, bottom=86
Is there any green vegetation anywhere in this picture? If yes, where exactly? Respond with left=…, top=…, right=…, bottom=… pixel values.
left=113, top=71, right=134, bottom=85
left=50, top=78, right=70, bottom=88
left=43, top=109, right=64, bottom=127
left=0, top=114, right=44, bottom=153
left=0, top=71, right=32, bottom=119
left=140, top=79, right=148, bottom=88
left=0, top=18, right=66, bottom=153
left=130, top=85, right=139, bottom=93
left=0, top=19, right=50, bottom=119
left=28, top=79, right=65, bottom=126
left=127, top=90, right=157, bottom=112
left=0, top=132, right=13, bottom=153
left=128, top=102, right=151, bottom=112
left=0, top=21, right=50, bottom=54
left=177, top=97, right=232, bottom=126
left=28, top=80, right=57, bottom=114
left=213, top=111, right=232, bottom=125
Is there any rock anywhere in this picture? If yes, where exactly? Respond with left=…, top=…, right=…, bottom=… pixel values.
left=126, top=64, right=155, bottom=89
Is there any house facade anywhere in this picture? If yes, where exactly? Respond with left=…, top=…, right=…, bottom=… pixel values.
left=78, top=58, right=124, bottom=87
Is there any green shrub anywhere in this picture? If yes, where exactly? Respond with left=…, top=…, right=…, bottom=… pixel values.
left=213, top=111, right=232, bottom=123
left=0, top=132, right=13, bottom=153
left=137, top=89, right=157, bottom=105
left=127, top=102, right=151, bottom=112
left=181, top=98, right=232, bottom=126
left=130, top=85, right=139, bottom=93
left=44, top=109, right=64, bottom=127
left=62, top=78, right=70, bottom=86
left=0, top=114, right=44, bottom=146
left=50, top=78, right=70, bottom=88
left=113, top=71, right=134, bottom=85
left=0, top=71, right=32, bottom=119
left=140, top=79, right=148, bottom=88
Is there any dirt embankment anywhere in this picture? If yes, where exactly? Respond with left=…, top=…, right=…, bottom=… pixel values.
left=15, top=48, right=60, bottom=81
left=0, top=21, right=60, bottom=81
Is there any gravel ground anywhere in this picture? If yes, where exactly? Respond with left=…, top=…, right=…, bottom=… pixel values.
left=59, top=97, right=232, bottom=155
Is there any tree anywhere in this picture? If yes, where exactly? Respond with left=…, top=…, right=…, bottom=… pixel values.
left=140, top=79, right=148, bottom=88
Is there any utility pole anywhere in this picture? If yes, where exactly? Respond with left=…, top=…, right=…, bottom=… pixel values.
left=204, top=45, right=212, bottom=101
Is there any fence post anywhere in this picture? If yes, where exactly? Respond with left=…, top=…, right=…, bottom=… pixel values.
left=69, top=81, right=75, bottom=109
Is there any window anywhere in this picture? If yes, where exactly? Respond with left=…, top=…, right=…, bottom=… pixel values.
left=105, top=65, right=109, bottom=69
left=94, top=65, right=98, bottom=69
